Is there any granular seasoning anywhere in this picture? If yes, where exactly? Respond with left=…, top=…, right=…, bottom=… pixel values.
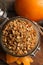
left=2, top=18, right=37, bottom=56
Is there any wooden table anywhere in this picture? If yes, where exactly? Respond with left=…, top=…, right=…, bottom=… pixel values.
left=0, top=10, right=43, bottom=65
left=0, top=1, right=43, bottom=64
left=0, top=28, right=43, bottom=65
left=9, top=35, right=43, bottom=65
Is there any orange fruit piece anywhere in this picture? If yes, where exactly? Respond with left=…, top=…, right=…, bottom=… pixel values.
left=16, top=56, right=33, bottom=65
left=6, top=54, right=18, bottom=64
left=15, top=0, right=43, bottom=22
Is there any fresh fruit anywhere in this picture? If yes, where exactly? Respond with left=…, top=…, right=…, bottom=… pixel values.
left=15, top=0, right=43, bottom=21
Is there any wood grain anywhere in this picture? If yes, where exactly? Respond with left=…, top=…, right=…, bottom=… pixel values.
left=9, top=36, right=43, bottom=65
left=0, top=29, right=43, bottom=65
left=0, top=0, right=43, bottom=65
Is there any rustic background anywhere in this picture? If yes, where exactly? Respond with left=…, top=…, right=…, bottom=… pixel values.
left=0, top=0, right=43, bottom=65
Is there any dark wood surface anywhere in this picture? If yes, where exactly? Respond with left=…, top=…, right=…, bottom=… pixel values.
left=0, top=36, right=43, bottom=65
left=9, top=36, right=43, bottom=65
left=0, top=13, right=43, bottom=65
left=0, top=0, right=43, bottom=65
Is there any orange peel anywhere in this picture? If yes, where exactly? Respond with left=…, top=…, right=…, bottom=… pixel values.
left=16, top=56, right=33, bottom=65
left=6, top=54, right=33, bottom=65
left=6, top=54, right=18, bottom=64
